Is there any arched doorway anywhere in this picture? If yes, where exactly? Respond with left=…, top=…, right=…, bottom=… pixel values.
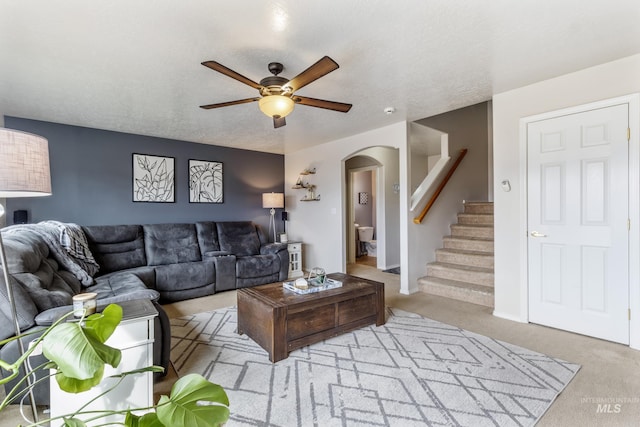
left=343, top=147, right=400, bottom=272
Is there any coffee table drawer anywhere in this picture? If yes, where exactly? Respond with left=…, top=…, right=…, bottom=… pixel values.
left=338, top=294, right=376, bottom=325
left=287, top=304, right=335, bottom=340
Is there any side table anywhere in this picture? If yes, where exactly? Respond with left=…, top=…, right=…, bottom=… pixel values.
left=49, top=299, right=157, bottom=426
left=287, top=241, right=303, bottom=278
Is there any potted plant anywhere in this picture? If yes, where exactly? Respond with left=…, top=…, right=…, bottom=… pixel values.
left=0, top=304, right=229, bottom=427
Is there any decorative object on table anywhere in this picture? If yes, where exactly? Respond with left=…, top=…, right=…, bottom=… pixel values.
left=262, top=192, right=284, bottom=242
left=0, top=127, right=52, bottom=421
left=307, top=266, right=326, bottom=283
left=358, top=191, right=368, bottom=204
left=294, top=277, right=308, bottom=289
left=72, top=292, right=97, bottom=317
left=132, top=153, right=175, bottom=202
left=282, top=276, right=342, bottom=294
left=189, top=159, right=223, bottom=203
left=279, top=233, right=288, bottom=243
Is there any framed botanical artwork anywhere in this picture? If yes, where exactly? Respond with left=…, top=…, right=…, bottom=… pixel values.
left=132, top=153, right=175, bottom=202
left=189, top=159, right=223, bottom=203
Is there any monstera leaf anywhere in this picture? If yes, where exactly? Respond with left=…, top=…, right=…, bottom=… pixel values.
left=43, top=304, right=123, bottom=393
left=155, top=374, right=229, bottom=427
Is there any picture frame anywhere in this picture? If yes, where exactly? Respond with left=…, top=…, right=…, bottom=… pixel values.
left=359, top=192, right=368, bottom=205
left=189, top=159, right=223, bottom=203
left=132, top=153, right=175, bottom=203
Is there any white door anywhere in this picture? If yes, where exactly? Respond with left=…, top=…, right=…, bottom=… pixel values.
left=527, top=103, right=629, bottom=344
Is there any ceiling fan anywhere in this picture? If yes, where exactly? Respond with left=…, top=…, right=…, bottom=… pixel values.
left=199, top=56, right=352, bottom=128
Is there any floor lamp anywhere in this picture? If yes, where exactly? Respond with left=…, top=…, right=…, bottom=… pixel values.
left=0, top=128, right=52, bottom=422
left=262, top=192, right=284, bottom=242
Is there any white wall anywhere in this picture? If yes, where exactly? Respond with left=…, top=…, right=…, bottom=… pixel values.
left=352, top=146, right=401, bottom=270
left=285, top=122, right=409, bottom=291
left=492, top=53, right=640, bottom=321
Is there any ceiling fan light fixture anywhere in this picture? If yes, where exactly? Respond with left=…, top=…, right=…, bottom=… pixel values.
left=259, top=95, right=295, bottom=118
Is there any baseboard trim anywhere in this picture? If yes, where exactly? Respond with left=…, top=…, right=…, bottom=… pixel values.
left=493, top=310, right=527, bottom=323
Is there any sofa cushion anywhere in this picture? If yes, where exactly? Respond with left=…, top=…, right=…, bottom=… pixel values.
left=195, top=221, right=221, bottom=255
left=236, top=254, right=280, bottom=278
left=144, top=223, right=201, bottom=266
left=153, top=261, right=215, bottom=292
left=153, top=261, right=215, bottom=303
left=83, top=225, right=147, bottom=274
left=216, top=222, right=261, bottom=257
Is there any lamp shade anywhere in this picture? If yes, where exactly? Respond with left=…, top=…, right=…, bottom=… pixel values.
left=262, top=192, right=284, bottom=209
left=258, top=95, right=295, bottom=118
left=0, top=128, right=51, bottom=198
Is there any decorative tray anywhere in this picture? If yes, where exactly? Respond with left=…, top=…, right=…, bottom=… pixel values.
left=282, top=277, right=342, bottom=294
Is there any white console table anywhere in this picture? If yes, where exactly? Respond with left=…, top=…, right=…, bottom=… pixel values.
left=49, top=299, right=157, bottom=426
left=287, top=241, right=303, bottom=278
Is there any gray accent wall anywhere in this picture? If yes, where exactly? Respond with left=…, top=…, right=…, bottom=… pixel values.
left=4, top=117, right=284, bottom=230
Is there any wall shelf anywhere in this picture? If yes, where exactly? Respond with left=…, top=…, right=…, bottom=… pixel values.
left=293, top=167, right=319, bottom=201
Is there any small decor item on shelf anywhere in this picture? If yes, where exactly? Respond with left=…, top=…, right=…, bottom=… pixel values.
left=300, top=168, right=316, bottom=175
left=293, top=167, right=320, bottom=200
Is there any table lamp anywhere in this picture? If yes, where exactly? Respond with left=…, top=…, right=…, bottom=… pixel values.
left=0, top=128, right=52, bottom=421
left=262, top=192, right=284, bottom=242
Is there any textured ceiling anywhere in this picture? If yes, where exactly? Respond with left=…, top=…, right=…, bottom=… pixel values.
left=1, top=1, right=639, bottom=154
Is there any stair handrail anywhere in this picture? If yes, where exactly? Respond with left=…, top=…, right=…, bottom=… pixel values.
left=413, top=148, right=468, bottom=224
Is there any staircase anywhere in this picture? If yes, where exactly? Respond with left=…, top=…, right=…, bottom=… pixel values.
left=418, top=201, right=494, bottom=307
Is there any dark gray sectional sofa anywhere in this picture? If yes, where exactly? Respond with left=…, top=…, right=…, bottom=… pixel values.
left=0, top=220, right=288, bottom=404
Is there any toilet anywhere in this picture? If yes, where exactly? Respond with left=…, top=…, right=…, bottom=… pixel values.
left=357, top=226, right=377, bottom=257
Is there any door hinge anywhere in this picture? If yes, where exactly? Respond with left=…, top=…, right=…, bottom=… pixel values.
left=628, top=128, right=631, bottom=141
left=629, top=309, right=631, bottom=321
left=628, top=219, right=631, bottom=230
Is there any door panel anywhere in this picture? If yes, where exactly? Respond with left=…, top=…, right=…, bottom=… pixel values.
left=528, top=104, right=629, bottom=344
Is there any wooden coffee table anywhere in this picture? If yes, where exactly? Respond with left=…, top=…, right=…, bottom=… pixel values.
left=237, top=272, right=385, bottom=362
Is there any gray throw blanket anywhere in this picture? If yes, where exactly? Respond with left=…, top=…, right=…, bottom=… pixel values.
left=4, top=221, right=99, bottom=285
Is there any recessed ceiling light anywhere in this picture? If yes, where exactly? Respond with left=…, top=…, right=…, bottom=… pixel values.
left=384, top=107, right=396, bottom=115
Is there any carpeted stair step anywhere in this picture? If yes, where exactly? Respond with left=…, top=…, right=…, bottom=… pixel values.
left=418, top=276, right=494, bottom=307
left=457, top=213, right=494, bottom=226
left=443, top=235, right=494, bottom=253
left=450, top=224, right=494, bottom=239
left=435, top=248, right=494, bottom=269
left=426, top=261, right=494, bottom=287
left=464, top=201, right=494, bottom=214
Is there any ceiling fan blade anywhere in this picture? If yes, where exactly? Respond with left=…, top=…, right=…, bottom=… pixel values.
left=293, top=96, right=352, bottom=113
left=284, top=56, right=339, bottom=92
left=199, top=97, right=260, bottom=109
left=202, top=61, right=263, bottom=90
left=273, top=116, right=286, bottom=128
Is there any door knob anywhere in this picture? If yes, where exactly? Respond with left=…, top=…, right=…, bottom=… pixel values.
left=530, top=231, right=547, bottom=238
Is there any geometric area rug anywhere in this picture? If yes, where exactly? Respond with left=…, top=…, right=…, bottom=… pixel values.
left=170, top=307, right=580, bottom=427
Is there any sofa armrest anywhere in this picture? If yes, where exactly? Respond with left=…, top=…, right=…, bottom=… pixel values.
left=260, top=243, right=287, bottom=255
left=213, top=255, right=236, bottom=292
left=34, top=305, right=74, bottom=326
